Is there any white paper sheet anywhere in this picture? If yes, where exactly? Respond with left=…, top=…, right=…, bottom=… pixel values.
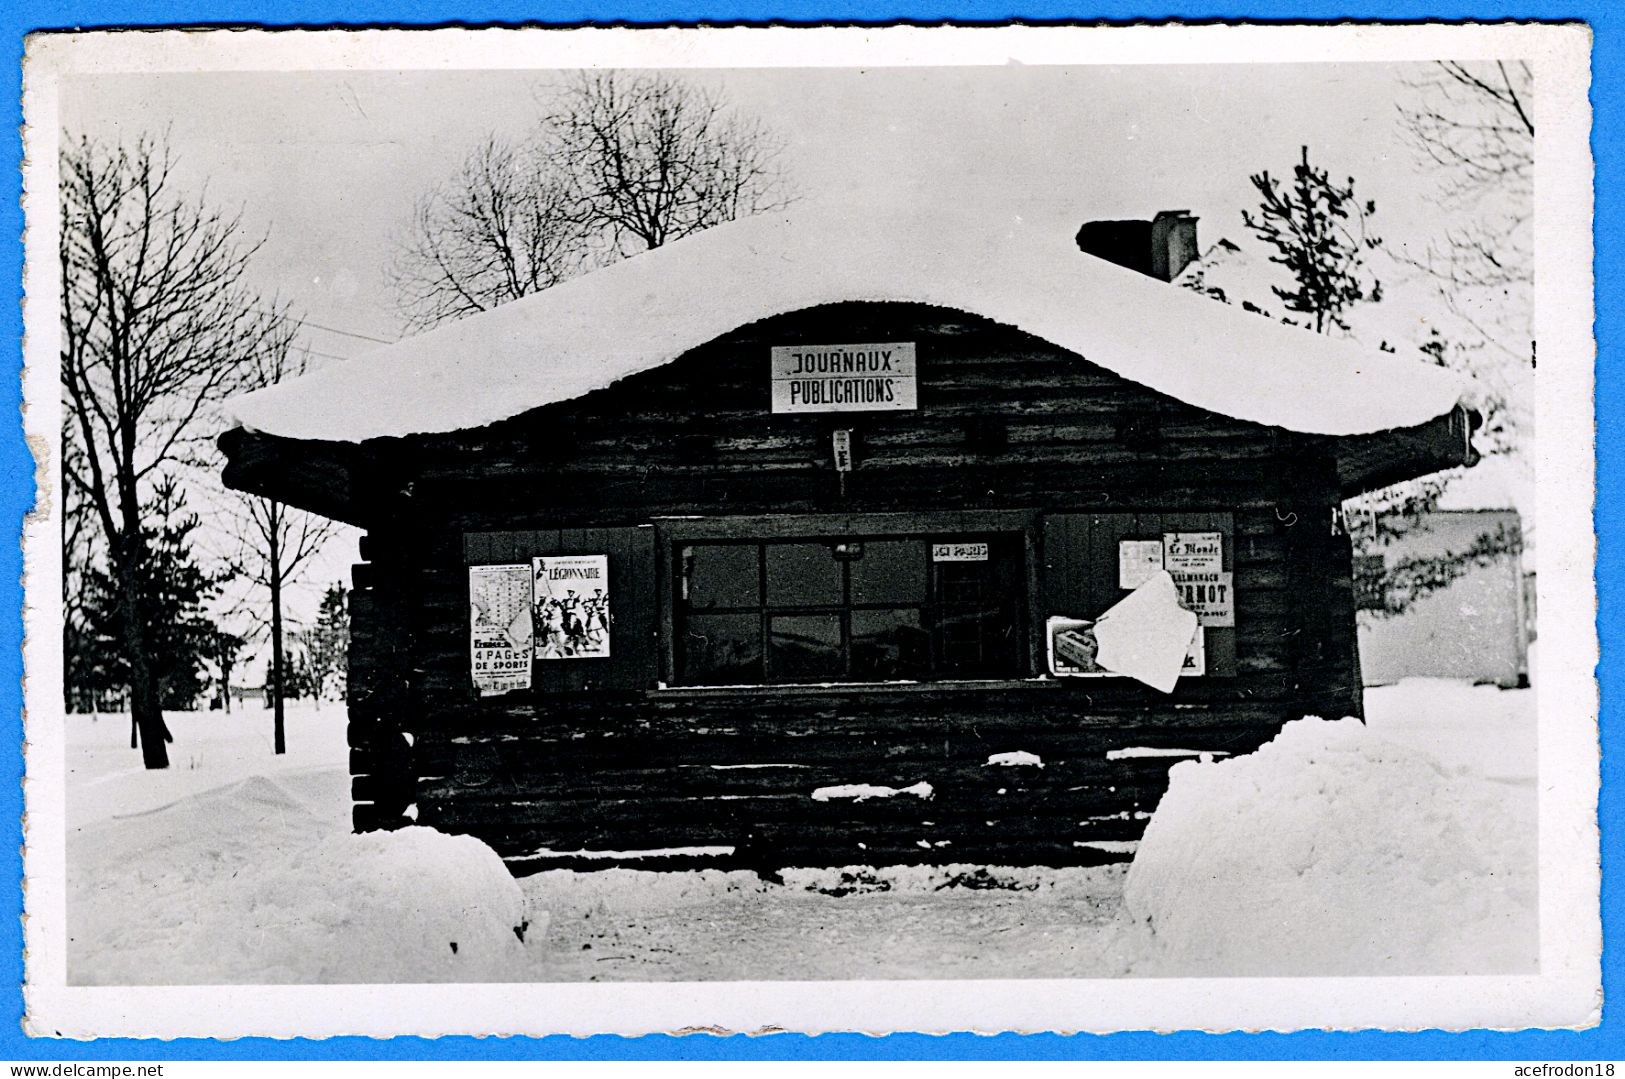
left=1092, top=571, right=1200, bottom=693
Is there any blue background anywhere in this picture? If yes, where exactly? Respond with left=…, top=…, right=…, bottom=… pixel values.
left=1, top=1, right=1614, bottom=1061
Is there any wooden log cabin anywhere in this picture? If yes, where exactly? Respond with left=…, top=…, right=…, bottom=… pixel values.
left=219, top=202, right=1479, bottom=873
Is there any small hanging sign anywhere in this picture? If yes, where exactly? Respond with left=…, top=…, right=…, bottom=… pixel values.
left=932, top=541, right=989, bottom=562
left=832, top=429, right=853, bottom=472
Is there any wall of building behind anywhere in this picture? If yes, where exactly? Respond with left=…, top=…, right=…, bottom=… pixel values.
left=1357, top=510, right=1529, bottom=689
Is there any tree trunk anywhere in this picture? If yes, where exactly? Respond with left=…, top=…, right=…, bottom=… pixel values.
left=219, top=639, right=234, bottom=715
left=115, top=533, right=171, bottom=770
left=270, top=531, right=287, bottom=756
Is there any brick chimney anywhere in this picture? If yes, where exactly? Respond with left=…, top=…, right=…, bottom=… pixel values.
left=1076, top=210, right=1200, bottom=282
left=1149, top=210, right=1199, bottom=282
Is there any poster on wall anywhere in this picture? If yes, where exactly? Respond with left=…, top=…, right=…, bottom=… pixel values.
left=533, top=555, right=612, bottom=659
left=1162, top=531, right=1235, bottom=627
left=1047, top=618, right=1205, bottom=679
left=1118, top=539, right=1165, bottom=589
left=468, top=564, right=535, bottom=696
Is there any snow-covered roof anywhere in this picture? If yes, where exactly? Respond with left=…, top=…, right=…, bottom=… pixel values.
left=225, top=201, right=1475, bottom=443
left=1173, top=238, right=1286, bottom=318
left=1174, top=235, right=1469, bottom=359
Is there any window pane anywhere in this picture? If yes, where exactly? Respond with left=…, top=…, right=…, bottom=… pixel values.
left=675, top=531, right=1024, bottom=686
left=768, top=614, right=844, bottom=680
left=687, top=544, right=759, bottom=609
left=681, top=613, right=762, bottom=684
left=850, top=540, right=928, bottom=606
left=935, top=603, right=1019, bottom=676
left=937, top=560, right=988, bottom=604
left=851, top=609, right=929, bottom=680
left=765, top=543, right=842, bottom=606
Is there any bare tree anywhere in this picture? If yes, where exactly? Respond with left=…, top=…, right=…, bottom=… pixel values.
left=389, top=73, right=793, bottom=331
left=61, top=410, right=103, bottom=714
left=388, top=135, right=593, bottom=333
left=230, top=500, right=335, bottom=753
left=551, top=71, right=793, bottom=255
left=1329, top=61, right=1539, bottom=617
left=1397, top=60, right=1534, bottom=350
left=60, top=132, right=290, bottom=768
left=225, top=341, right=338, bottom=754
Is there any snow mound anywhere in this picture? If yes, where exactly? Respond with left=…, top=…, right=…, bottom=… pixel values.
left=217, top=825, right=536, bottom=984
left=1122, top=716, right=1537, bottom=976
left=224, top=200, right=1472, bottom=442
left=69, top=771, right=537, bottom=984
left=985, top=751, right=1044, bottom=768
left=812, top=781, right=934, bottom=802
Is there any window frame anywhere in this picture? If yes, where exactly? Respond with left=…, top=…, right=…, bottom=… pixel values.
left=656, top=511, right=1040, bottom=688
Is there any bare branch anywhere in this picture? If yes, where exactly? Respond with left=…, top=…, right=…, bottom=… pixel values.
left=549, top=71, right=794, bottom=257
left=387, top=134, right=596, bottom=332
left=1396, top=59, right=1534, bottom=305
left=388, top=73, right=796, bottom=332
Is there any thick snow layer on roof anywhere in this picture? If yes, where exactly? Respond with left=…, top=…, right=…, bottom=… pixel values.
left=226, top=202, right=1473, bottom=443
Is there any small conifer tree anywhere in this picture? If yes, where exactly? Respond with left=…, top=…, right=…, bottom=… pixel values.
left=1242, top=145, right=1382, bottom=335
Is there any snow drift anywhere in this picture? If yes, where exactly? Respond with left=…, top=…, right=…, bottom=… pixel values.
left=68, top=771, right=535, bottom=984
left=1121, top=715, right=1537, bottom=976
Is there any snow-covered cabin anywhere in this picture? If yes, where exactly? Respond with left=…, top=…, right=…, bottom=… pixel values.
left=219, top=202, right=1478, bottom=871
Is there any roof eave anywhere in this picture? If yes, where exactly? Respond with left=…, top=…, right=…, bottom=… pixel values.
left=218, top=426, right=387, bottom=529
left=1329, top=404, right=1481, bottom=499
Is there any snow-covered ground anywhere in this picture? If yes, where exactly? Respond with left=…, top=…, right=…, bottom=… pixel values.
left=59, top=668, right=1537, bottom=984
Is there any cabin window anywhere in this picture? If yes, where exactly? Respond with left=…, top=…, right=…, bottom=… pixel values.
left=676, top=535, right=1022, bottom=685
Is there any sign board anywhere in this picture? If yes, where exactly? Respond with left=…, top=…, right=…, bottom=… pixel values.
left=831, top=429, right=853, bottom=472
left=1163, top=532, right=1223, bottom=572
left=1163, top=532, right=1234, bottom=627
left=770, top=342, right=918, bottom=413
left=932, top=541, right=989, bottom=562
left=468, top=564, right=534, bottom=696
left=533, top=555, right=611, bottom=659
left=1047, top=616, right=1204, bottom=678
left=1118, top=539, right=1165, bottom=589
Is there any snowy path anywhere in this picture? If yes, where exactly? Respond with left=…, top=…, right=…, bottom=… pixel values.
left=518, top=865, right=1131, bottom=981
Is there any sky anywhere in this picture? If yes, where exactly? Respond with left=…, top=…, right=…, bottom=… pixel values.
left=54, top=59, right=1533, bottom=669
left=59, top=61, right=1476, bottom=347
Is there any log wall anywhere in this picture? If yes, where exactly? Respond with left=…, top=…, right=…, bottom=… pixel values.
left=342, top=303, right=1366, bottom=869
